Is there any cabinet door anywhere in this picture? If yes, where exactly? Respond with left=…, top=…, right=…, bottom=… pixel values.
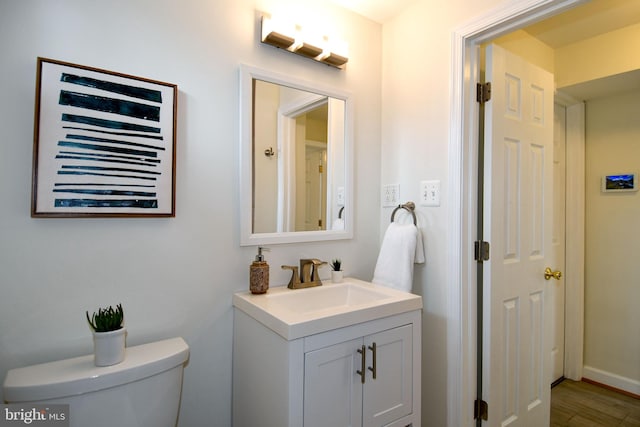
left=304, top=337, right=363, bottom=427
left=363, top=324, right=413, bottom=426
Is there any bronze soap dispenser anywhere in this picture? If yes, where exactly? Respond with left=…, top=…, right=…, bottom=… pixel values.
left=249, top=246, right=269, bottom=294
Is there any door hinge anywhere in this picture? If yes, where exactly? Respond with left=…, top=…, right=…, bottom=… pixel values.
left=318, top=164, right=323, bottom=173
left=474, top=399, right=488, bottom=421
left=474, top=241, right=490, bottom=262
left=476, top=82, right=492, bottom=104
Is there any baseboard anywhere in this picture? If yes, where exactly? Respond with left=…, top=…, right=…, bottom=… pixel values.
left=551, top=376, right=565, bottom=388
left=583, top=365, right=640, bottom=398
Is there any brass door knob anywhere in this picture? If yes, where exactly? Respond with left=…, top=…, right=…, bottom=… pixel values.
left=544, top=267, right=562, bottom=281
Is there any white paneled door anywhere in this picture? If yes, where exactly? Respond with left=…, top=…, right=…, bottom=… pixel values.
left=482, top=44, right=554, bottom=426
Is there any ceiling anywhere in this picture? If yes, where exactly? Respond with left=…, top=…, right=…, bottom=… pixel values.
left=559, top=69, right=640, bottom=101
left=523, top=0, right=640, bottom=49
left=330, top=0, right=640, bottom=34
left=327, top=0, right=417, bottom=23
left=522, top=0, right=640, bottom=100
left=331, top=0, right=640, bottom=100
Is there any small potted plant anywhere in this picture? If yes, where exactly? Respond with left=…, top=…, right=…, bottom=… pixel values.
left=330, top=258, right=343, bottom=283
left=86, top=303, right=126, bottom=366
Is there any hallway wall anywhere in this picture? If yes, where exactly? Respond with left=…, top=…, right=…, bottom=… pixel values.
left=584, top=88, right=640, bottom=394
left=555, top=22, right=640, bottom=88
left=381, top=0, right=507, bottom=424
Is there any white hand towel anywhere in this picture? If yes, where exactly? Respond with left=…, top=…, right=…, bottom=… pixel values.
left=415, top=227, right=425, bottom=264
left=372, top=222, right=424, bottom=292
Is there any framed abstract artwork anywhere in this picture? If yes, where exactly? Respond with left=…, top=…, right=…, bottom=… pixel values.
left=31, top=57, right=177, bottom=217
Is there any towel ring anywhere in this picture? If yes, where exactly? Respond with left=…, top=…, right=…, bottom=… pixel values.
left=390, top=201, right=417, bottom=226
left=338, top=206, right=345, bottom=219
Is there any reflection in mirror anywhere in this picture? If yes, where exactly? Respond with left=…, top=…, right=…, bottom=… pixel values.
left=240, top=65, right=352, bottom=246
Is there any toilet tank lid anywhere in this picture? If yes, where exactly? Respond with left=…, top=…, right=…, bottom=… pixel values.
left=3, top=337, right=189, bottom=402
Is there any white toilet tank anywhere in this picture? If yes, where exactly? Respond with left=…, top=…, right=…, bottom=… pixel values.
left=3, top=337, right=189, bottom=427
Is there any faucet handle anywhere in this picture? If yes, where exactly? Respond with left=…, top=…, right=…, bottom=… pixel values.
left=310, top=259, right=327, bottom=282
left=281, top=265, right=300, bottom=289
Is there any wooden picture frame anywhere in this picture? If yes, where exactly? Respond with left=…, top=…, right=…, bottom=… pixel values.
left=31, top=57, right=177, bottom=217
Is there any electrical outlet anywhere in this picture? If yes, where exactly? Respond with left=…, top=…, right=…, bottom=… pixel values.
left=420, top=180, right=440, bottom=206
left=382, top=184, right=400, bottom=207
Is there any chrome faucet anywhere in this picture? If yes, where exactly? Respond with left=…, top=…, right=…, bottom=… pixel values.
left=282, top=259, right=327, bottom=289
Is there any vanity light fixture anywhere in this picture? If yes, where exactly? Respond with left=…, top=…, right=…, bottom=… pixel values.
left=260, top=15, right=349, bottom=69
left=319, top=39, right=349, bottom=67
left=260, top=15, right=295, bottom=49
left=294, top=42, right=324, bottom=59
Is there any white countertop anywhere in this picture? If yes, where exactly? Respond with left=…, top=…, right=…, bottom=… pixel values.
left=232, top=278, right=422, bottom=340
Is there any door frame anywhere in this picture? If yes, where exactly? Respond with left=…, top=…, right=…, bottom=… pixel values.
left=277, top=96, right=328, bottom=232
left=447, top=1, right=587, bottom=425
left=554, top=92, right=585, bottom=382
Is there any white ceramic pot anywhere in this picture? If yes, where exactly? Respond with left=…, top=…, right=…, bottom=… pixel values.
left=93, top=327, right=126, bottom=367
left=331, top=270, right=344, bottom=283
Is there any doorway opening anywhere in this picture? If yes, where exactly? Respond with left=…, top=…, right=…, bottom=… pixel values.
left=448, top=1, right=590, bottom=426
left=453, top=0, right=640, bottom=423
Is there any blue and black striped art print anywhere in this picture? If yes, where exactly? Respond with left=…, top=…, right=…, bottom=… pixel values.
left=32, top=58, right=176, bottom=217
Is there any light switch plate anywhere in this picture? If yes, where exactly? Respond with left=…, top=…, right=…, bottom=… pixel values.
left=420, top=180, right=440, bottom=206
left=336, top=186, right=345, bottom=205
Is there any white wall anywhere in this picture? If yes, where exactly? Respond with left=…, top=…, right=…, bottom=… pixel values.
left=584, top=89, right=640, bottom=392
left=381, top=1, right=505, bottom=424
left=0, top=1, right=382, bottom=425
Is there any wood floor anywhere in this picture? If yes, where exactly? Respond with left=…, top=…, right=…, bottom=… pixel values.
left=551, top=379, right=640, bottom=426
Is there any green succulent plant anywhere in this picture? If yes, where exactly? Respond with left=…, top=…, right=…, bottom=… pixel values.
left=330, top=258, right=342, bottom=271
left=86, top=304, right=124, bottom=333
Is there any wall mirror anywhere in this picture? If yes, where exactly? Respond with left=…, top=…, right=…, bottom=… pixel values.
left=240, top=65, right=353, bottom=245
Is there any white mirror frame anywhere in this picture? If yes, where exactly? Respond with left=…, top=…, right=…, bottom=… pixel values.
left=239, top=64, right=354, bottom=246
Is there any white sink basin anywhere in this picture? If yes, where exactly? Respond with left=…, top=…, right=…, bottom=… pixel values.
left=266, top=283, right=392, bottom=314
left=233, top=278, right=422, bottom=340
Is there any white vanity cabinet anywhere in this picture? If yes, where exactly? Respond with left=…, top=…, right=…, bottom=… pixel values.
left=304, top=323, right=414, bottom=427
left=232, top=307, right=421, bottom=427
